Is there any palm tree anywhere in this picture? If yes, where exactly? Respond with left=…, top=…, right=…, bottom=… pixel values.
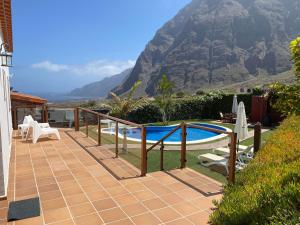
left=109, top=81, right=147, bottom=152
left=109, top=81, right=147, bottom=119
left=155, top=75, right=175, bottom=125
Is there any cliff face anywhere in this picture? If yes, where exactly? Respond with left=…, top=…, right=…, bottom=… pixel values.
left=114, top=0, right=300, bottom=96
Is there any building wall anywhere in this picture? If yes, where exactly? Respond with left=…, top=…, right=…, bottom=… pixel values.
left=0, top=33, right=12, bottom=196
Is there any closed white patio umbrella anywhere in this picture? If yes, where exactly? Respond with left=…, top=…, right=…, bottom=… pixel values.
left=234, top=102, right=249, bottom=143
left=232, top=94, right=238, bottom=114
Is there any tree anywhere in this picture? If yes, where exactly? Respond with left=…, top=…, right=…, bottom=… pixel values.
left=155, top=75, right=175, bottom=125
left=269, top=37, right=300, bottom=115
left=109, top=81, right=147, bottom=119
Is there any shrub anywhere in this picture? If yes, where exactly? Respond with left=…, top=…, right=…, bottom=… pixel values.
left=210, top=116, right=300, bottom=225
left=127, top=93, right=253, bottom=123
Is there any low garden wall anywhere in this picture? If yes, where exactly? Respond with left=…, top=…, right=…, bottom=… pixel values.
left=210, top=115, right=300, bottom=225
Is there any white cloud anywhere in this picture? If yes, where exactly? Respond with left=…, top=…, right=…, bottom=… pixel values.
left=31, top=59, right=136, bottom=77
left=31, top=61, right=69, bottom=72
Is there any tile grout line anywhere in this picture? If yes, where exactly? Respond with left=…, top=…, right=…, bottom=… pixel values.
left=52, top=134, right=106, bottom=224
left=61, top=131, right=140, bottom=225
left=70, top=131, right=165, bottom=224
left=39, top=140, right=76, bottom=225
left=27, top=142, right=46, bottom=224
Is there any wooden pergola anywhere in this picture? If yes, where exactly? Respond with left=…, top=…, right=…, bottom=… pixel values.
left=11, top=92, right=48, bottom=130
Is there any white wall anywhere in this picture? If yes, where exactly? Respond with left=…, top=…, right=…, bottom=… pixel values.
left=0, top=32, right=12, bottom=196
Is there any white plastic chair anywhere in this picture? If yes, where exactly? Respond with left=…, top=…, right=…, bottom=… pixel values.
left=32, top=121, right=60, bottom=144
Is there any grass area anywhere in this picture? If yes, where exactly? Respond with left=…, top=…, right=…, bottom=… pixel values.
left=81, top=121, right=275, bottom=184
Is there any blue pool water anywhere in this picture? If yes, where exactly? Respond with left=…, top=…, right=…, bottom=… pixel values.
left=113, top=123, right=228, bottom=144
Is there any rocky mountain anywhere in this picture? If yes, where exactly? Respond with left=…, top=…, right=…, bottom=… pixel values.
left=69, top=68, right=132, bottom=97
left=114, top=0, right=300, bottom=96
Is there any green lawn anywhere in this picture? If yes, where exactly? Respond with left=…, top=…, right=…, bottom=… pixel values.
left=81, top=121, right=275, bottom=184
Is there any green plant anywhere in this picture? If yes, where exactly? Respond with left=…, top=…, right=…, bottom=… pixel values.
left=210, top=115, right=300, bottom=225
left=155, top=74, right=175, bottom=125
left=269, top=37, right=300, bottom=116
left=109, top=81, right=148, bottom=119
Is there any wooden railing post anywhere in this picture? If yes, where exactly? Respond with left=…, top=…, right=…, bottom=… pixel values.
left=74, top=108, right=79, bottom=131
left=115, top=122, right=119, bottom=158
left=181, top=123, right=187, bottom=169
left=12, top=108, right=17, bottom=130
left=43, top=105, right=48, bottom=123
left=228, top=132, right=237, bottom=184
left=98, top=116, right=101, bottom=146
left=254, top=122, right=262, bottom=154
left=141, top=126, right=147, bottom=176
left=85, top=112, right=88, bottom=137
left=160, top=141, right=164, bottom=171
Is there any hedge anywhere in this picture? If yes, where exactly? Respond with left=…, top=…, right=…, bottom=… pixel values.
left=128, top=93, right=252, bottom=124
left=210, top=115, right=300, bottom=225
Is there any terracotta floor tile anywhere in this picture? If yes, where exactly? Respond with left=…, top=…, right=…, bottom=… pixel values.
left=131, top=212, right=161, bottom=225
left=85, top=190, right=109, bottom=201
left=74, top=213, right=103, bottom=225
left=108, top=218, right=134, bottom=225
left=172, top=202, right=199, bottom=216
left=38, top=183, right=59, bottom=193
left=166, top=218, right=194, bottom=225
left=14, top=216, right=43, bottom=225
left=153, top=207, right=182, bottom=223
left=65, top=193, right=89, bottom=206
left=42, top=197, right=66, bottom=211
left=39, top=190, right=62, bottom=202
left=92, top=198, right=117, bottom=211
left=43, top=207, right=71, bottom=224
left=69, top=202, right=96, bottom=217
left=161, top=193, right=184, bottom=205
left=50, top=219, right=75, bottom=225
left=187, top=211, right=210, bottom=225
left=114, top=193, right=138, bottom=206
left=143, top=197, right=167, bottom=210
left=121, top=202, right=149, bottom=217
left=98, top=207, right=127, bottom=223
left=134, top=190, right=154, bottom=201
left=61, top=186, right=83, bottom=197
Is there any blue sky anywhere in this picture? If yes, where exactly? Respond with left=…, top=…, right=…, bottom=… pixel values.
left=11, top=0, right=191, bottom=93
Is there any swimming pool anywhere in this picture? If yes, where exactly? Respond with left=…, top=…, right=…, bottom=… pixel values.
left=102, top=123, right=231, bottom=145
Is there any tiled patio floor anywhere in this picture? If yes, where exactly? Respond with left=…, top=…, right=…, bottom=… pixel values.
left=0, top=130, right=223, bottom=225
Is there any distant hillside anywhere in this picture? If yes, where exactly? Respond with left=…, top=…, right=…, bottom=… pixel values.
left=69, top=68, right=132, bottom=97
left=114, top=0, right=300, bottom=96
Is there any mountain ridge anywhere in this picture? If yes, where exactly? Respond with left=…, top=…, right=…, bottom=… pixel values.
left=69, top=68, right=132, bottom=97
left=113, top=0, right=300, bottom=96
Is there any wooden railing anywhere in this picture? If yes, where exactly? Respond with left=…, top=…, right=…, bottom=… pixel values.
left=74, top=107, right=243, bottom=183
left=75, top=107, right=148, bottom=176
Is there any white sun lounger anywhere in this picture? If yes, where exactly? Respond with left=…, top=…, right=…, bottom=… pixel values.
left=198, top=153, right=244, bottom=174
left=32, top=121, right=60, bottom=144
left=213, top=145, right=251, bottom=156
left=18, top=115, right=50, bottom=139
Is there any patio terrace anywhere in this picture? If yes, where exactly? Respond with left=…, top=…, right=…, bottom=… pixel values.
left=0, top=129, right=222, bottom=225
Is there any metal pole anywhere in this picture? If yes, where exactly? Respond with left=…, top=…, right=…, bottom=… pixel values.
left=254, top=122, right=262, bottom=154
left=181, top=123, right=187, bottom=169
left=115, top=122, right=119, bottom=158
left=160, top=141, right=164, bottom=171
left=85, top=112, right=88, bottom=137
left=228, top=133, right=237, bottom=184
left=98, top=116, right=101, bottom=146
left=74, top=108, right=79, bottom=131
left=141, top=126, right=147, bottom=176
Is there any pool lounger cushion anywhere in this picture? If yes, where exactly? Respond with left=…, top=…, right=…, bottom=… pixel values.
left=7, top=197, right=40, bottom=222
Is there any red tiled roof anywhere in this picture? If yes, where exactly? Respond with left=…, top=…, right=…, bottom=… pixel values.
left=0, top=0, right=13, bottom=52
left=11, top=92, right=47, bottom=104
